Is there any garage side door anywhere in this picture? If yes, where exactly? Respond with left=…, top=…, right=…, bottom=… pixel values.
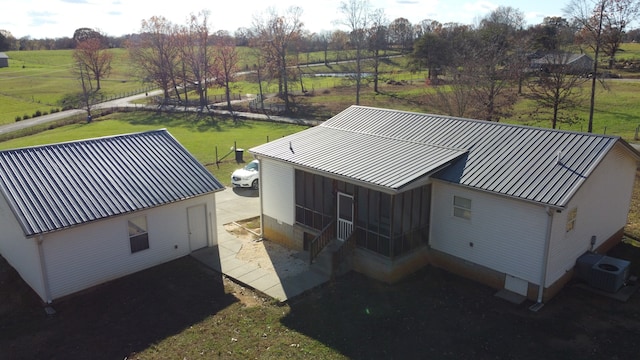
left=188, top=204, right=208, bottom=251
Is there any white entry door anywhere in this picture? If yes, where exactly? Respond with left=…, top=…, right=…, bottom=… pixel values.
left=337, top=192, right=354, bottom=242
left=187, top=204, right=208, bottom=250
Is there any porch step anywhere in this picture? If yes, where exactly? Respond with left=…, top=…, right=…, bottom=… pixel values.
left=310, top=239, right=352, bottom=277
left=310, top=246, right=333, bottom=277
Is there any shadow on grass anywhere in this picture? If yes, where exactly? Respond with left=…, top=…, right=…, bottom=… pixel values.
left=281, top=260, right=640, bottom=359
left=122, top=110, right=259, bottom=133
left=0, top=256, right=235, bottom=360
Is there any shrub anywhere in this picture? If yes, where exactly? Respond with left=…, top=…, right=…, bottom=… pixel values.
left=33, top=110, right=42, bottom=117
left=42, top=111, right=48, bottom=116
left=23, top=114, right=30, bottom=120
left=15, top=116, right=22, bottom=122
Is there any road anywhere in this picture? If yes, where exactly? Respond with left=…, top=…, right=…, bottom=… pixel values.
left=0, top=89, right=321, bottom=138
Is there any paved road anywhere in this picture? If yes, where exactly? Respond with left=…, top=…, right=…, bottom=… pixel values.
left=0, top=90, right=321, bottom=137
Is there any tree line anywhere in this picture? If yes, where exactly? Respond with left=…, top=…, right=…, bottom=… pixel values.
left=9, top=0, right=640, bottom=131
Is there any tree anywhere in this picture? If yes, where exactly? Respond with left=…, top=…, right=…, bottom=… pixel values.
left=252, top=6, right=304, bottom=113
left=388, top=17, right=413, bottom=53
left=337, top=0, right=372, bottom=105
left=467, top=6, right=525, bottom=121
left=0, top=30, right=13, bottom=51
left=71, top=54, right=99, bottom=120
left=528, top=52, right=590, bottom=128
left=73, top=28, right=103, bottom=43
left=73, top=37, right=113, bottom=90
left=367, top=9, right=388, bottom=93
left=329, top=30, right=349, bottom=63
left=128, top=16, right=181, bottom=101
left=180, top=10, right=216, bottom=111
left=213, top=33, right=240, bottom=112
left=410, top=32, right=450, bottom=82
left=530, top=17, right=574, bottom=51
left=565, top=0, right=640, bottom=132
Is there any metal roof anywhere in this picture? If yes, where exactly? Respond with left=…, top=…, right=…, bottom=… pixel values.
left=0, top=129, right=224, bottom=237
left=251, top=106, right=636, bottom=207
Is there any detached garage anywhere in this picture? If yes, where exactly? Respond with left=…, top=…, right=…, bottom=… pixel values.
left=0, top=129, right=224, bottom=303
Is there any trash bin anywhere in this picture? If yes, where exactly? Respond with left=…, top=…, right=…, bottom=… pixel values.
left=235, top=148, right=244, bottom=163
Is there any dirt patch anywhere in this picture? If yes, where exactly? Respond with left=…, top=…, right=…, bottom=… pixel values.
left=223, top=218, right=308, bottom=278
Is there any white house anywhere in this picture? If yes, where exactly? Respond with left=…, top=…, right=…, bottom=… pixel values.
left=0, top=129, right=224, bottom=303
left=250, top=105, right=640, bottom=303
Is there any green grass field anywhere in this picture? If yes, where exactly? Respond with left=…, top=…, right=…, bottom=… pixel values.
left=0, top=112, right=309, bottom=185
left=0, top=49, right=146, bottom=124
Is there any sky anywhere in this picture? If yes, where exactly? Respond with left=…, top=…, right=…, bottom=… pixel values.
left=0, top=0, right=570, bottom=39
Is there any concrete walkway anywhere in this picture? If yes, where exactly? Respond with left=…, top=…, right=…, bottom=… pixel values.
left=191, top=187, right=330, bottom=303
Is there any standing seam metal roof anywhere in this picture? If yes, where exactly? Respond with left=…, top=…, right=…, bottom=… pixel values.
left=0, top=129, right=224, bottom=237
left=250, top=106, right=635, bottom=207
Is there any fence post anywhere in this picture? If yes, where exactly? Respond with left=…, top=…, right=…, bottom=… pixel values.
left=635, top=125, right=639, bottom=141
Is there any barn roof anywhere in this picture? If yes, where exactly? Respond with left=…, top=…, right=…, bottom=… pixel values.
left=0, top=129, right=224, bottom=237
left=251, top=105, right=639, bottom=207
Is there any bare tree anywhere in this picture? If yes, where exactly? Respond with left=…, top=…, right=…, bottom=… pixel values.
left=565, top=0, right=640, bottom=132
left=180, top=10, right=215, bottom=111
left=388, top=17, right=413, bottom=53
left=252, top=6, right=304, bottom=114
left=329, top=30, right=349, bottom=63
left=73, top=36, right=112, bottom=90
left=464, top=6, right=525, bottom=121
left=337, top=0, right=372, bottom=105
left=71, top=58, right=97, bottom=121
left=368, top=9, right=388, bottom=93
left=213, top=32, right=240, bottom=112
left=128, top=16, right=181, bottom=102
left=528, top=52, right=590, bottom=128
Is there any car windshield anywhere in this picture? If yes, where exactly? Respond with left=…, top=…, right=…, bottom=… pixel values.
left=245, top=161, right=258, bottom=171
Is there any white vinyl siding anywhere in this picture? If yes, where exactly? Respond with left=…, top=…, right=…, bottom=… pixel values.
left=430, top=181, right=547, bottom=284
left=40, top=195, right=215, bottom=300
left=261, top=158, right=295, bottom=225
left=0, top=196, right=47, bottom=300
left=545, top=145, right=637, bottom=285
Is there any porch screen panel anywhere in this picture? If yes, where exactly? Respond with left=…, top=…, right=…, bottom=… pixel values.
left=294, top=169, right=334, bottom=231
left=356, top=187, right=368, bottom=248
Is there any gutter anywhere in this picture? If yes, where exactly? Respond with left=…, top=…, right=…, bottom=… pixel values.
left=531, top=206, right=554, bottom=312
left=36, top=235, right=53, bottom=304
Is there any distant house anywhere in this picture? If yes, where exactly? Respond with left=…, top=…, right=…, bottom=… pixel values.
left=0, top=52, right=8, bottom=68
left=0, top=130, right=224, bottom=303
left=250, top=105, right=640, bottom=303
left=531, top=52, right=594, bottom=75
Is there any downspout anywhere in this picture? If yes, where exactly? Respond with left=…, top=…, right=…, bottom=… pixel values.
left=36, top=235, right=53, bottom=304
left=532, top=206, right=554, bottom=310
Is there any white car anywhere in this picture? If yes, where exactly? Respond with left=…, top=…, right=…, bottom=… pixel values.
left=231, top=159, right=259, bottom=189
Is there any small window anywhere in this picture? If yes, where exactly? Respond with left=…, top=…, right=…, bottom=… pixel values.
left=566, top=207, right=577, bottom=232
left=128, top=216, right=149, bottom=253
left=453, top=196, right=472, bottom=220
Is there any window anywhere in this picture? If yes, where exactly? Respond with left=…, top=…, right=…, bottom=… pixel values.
left=128, top=216, right=149, bottom=253
left=453, top=196, right=471, bottom=220
left=566, top=207, right=577, bottom=232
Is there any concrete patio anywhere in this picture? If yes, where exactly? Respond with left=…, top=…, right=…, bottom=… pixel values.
left=191, top=187, right=330, bottom=302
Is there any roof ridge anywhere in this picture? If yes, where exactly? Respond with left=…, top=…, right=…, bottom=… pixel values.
left=337, top=105, right=619, bottom=140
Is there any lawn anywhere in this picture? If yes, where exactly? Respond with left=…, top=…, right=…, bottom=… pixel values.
left=0, top=111, right=309, bottom=185
left=2, top=239, right=640, bottom=359
left=0, top=49, right=147, bottom=125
